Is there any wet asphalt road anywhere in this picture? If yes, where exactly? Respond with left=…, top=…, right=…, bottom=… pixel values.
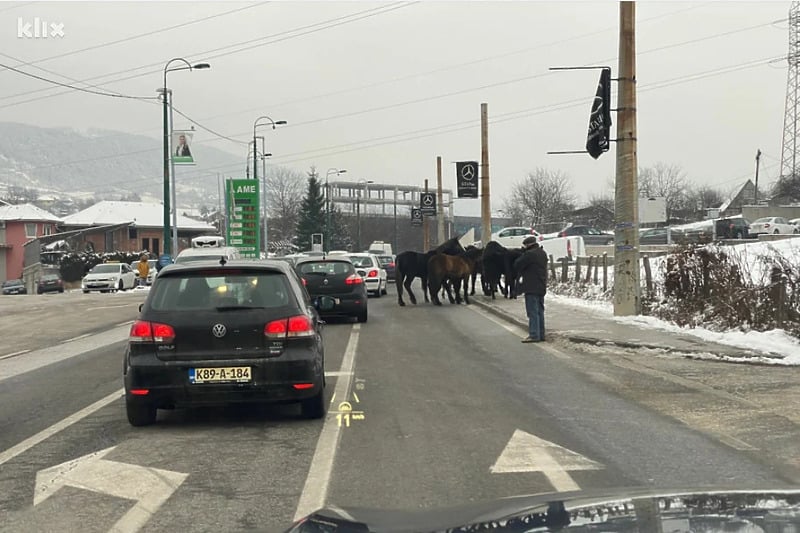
left=0, top=284, right=795, bottom=533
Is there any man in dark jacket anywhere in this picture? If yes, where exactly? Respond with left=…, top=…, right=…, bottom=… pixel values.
left=513, top=236, right=548, bottom=343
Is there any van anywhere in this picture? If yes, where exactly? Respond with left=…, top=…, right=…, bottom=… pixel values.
left=368, top=241, right=392, bottom=255
left=174, top=246, right=242, bottom=265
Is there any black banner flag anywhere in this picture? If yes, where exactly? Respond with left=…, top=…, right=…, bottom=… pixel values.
left=455, top=161, right=479, bottom=198
left=586, top=67, right=612, bottom=159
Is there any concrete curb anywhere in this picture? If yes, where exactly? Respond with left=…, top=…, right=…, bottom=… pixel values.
left=470, top=297, right=783, bottom=363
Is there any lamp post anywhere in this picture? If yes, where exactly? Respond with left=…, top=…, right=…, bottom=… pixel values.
left=325, top=168, right=346, bottom=252
left=252, top=116, right=286, bottom=257
left=247, top=141, right=272, bottom=256
left=161, top=58, right=209, bottom=258
left=356, top=179, right=374, bottom=252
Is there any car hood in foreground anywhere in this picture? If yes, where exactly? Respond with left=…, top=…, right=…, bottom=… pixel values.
left=283, top=487, right=800, bottom=532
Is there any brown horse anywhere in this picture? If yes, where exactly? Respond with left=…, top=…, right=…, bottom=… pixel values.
left=427, top=251, right=477, bottom=305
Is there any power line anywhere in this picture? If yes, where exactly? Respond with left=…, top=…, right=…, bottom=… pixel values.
left=0, top=62, right=158, bottom=100
left=0, top=2, right=416, bottom=108
left=1, top=2, right=271, bottom=74
left=171, top=106, right=250, bottom=146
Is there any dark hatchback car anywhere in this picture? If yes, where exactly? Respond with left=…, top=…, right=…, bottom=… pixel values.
left=376, top=254, right=396, bottom=281
left=558, top=225, right=615, bottom=245
left=295, top=256, right=368, bottom=323
left=37, top=273, right=64, bottom=294
left=2, top=279, right=26, bottom=295
left=123, top=259, right=327, bottom=426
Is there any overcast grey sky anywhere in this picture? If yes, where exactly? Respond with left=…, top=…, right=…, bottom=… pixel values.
left=0, top=0, right=791, bottom=215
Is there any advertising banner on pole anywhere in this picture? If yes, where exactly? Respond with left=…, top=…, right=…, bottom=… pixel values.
left=172, top=130, right=195, bottom=165
left=226, top=178, right=261, bottom=258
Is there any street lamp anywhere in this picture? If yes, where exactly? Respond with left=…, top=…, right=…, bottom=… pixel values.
left=252, top=116, right=286, bottom=256
left=248, top=141, right=273, bottom=255
left=356, top=179, right=374, bottom=252
left=161, top=58, right=209, bottom=258
left=325, top=168, right=347, bottom=251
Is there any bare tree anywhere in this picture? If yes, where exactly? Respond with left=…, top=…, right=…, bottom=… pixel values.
left=266, top=166, right=305, bottom=242
left=638, top=162, right=691, bottom=220
left=503, top=168, right=576, bottom=228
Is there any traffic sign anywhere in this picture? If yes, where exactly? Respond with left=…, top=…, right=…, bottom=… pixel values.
left=410, top=208, right=423, bottom=226
left=420, top=192, right=436, bottom=216
left=225, top=178, right=261, bottom=258
left=456, top=161, right=478, bottom=198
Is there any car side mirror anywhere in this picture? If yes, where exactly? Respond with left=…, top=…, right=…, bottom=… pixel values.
left=138, top=303, right=143, bottom=312
left=314, top=296, right=336, bottom=311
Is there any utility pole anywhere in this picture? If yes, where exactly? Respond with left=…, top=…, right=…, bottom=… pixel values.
left=613, top=1, right=641, bottom=316
left=436, top=156, right=445, bottom=244
left=423, top=178, right=430, bottom=251
left=755, top=148, right=762, bottom=204
left=480, top=103, right=491, bottom=247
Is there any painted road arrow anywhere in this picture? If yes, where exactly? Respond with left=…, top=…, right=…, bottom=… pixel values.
left=35, top=446, right=188, bottom=533
left=490, top=429, right=603, bottom=491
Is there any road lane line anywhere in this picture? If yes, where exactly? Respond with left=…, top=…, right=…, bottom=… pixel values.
left=324, top=371, right=353, bottom=377
left=294, top=324, right=360, bottom=522
left=63, top=333, right=92, bottom=343
left=0, top=349, right=30, bottom=361
left=0, top=324, right=130, bottom=383
left=468, top=306, right=572, bottom=359
left=117, top=320, right=135, bottom=327
left=0, top=388, right=123, bottom=467
left=87, top=304, right=130, bottom=311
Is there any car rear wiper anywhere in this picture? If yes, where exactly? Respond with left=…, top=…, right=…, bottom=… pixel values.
left=305, top=272, right=328, bottom=276
left=215, top=305, right=266, bottom=311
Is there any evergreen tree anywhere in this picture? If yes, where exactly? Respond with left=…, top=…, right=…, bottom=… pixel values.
left=327, top=206, right=354, bottom=251
left=295, top=167, right=325, bottom=251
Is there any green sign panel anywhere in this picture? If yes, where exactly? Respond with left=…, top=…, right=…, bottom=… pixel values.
left=225, top=178, right=261, bottom=258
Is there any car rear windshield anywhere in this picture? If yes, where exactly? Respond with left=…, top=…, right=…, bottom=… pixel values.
left=348, top=256, right=374, bottom=268
left=174, top=255, right=228, bottom=264
left=90, top=264, right=120, bottom=274
left=147, top=270, right=295, bottom=311
left=298, top=261, right=353, bottom=275
left=42, top=274, right=60, bottom=281
left=753, top=218, right=771, bottom=223
left=377, top=256, right=393, bottom=264
left=2, top=280, right=22, bottom=287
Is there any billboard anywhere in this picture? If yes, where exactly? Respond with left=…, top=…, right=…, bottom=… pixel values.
left=172, top=130, right=195, bottom=165
left=226, top=178, right=261, bottom=258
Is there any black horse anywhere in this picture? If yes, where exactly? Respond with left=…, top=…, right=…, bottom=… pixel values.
left=396, top=236, right=465, bottom=306
left=428, top=246, right=482, bottom=305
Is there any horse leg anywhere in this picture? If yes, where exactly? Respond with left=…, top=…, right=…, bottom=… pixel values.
left=396, top=271, right=405, bottom=306
left=422, top=275, right=430, bottom=303
left=453, top=278, right=462, bottom=304
left=462, top=274, right=470, bottom=305
left=470, top=272, right=477, bottom=296
left=446, top=279, right=457, bottom=304
left=405, top=275, right=417, bottom=305
left=429, top=277, right=442, bottom=306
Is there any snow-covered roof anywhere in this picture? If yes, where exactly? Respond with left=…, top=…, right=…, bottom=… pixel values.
left=61, top=200, right=215, bottom=231
left=719, top=180, right=753, bottom=213
left=0, top=203, right=61, bottom=222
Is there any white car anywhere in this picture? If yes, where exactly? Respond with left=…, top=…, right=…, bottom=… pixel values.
left=347, top=253, right=387, bottom=297
left=491, top=226, right=543, bottom=249
left=790, top=218, right=800, bottom=230
left=82, top=262, right=136, bottom=293
left=129, top=259, right=158, bottom=285
left=749, top=216, right=798, bottom=235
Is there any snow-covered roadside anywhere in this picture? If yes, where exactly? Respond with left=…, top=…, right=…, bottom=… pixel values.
left=548, top=293, right=800, bottom=363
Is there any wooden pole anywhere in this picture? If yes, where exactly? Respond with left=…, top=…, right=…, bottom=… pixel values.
left=480, top=103, right=491, bottom=247
left=423, top=178, right=430, bottom=251
left=436, top=156, right=445, bottom=245
left=549, top=254, right=556, bottom=280
left=613, top=1, right=642, bottom=315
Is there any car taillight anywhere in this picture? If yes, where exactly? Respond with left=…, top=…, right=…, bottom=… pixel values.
left=765, top=224, right=771, bottom=228
left=388, top=262, right=395, bottom=268
left=265, top=316, right=315, bottom=339
left=129, top=320, right=175, bottom=344
left=559, top=231, right=565, bottom=237
left=345, top=274, right=363, bottom=285
left=367, top=270, right=378, bottom=278
left=301, top=277, right=307, bottom=286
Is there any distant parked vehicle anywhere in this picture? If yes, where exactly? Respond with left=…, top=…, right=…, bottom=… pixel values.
left=558, top=225, right=614, bottom=246
left=790, top=218, right=800, bottom=230
left=37, top=273, right=64, bottom=294
left=376, top=254, right=396, bottom=281
left=2, top=279, right=26, bottom=295
left=491, top=227, right=542, bottom=249
left=715, top=216, right=751, bottom=239
left=749, top=217, right=798, bottom=236
left=639, top=228, right=669, bottom=245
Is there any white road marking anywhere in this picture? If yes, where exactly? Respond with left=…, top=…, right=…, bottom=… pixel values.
left=35, top=446, right=188, bottom=533
left=468, top=306, right=572, bottom=359
left=0, top=388, right=123, bottom=467
left=324, top=371, right=354, bottom=377
left=491, top=429, right=602, bottom=492
left=86, top=304, right=130, bottom=311
left=63, top=333, right=92, bottom=343
left=117, top=320, right=134, bottom=327
left=0, top=325, right=130, bottom=383
left=294, top=324, right=360, bottom=522
left=0, top=349, right=30, bottom=361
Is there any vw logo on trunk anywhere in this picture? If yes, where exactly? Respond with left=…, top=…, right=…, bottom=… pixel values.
left=212, top=324, right=227, bottom=338
left=323, top=278, right=329, bottom=285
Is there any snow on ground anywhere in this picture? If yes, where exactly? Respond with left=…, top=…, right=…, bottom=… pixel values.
left=549, top=292, right=800, bottom=362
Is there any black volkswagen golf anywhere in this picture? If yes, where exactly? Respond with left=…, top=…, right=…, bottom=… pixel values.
left=123, top=259, right=326, bottom=426
left=295, top=256, right=368, bottom=323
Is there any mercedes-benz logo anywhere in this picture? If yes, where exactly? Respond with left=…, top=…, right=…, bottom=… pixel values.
left=212, top=324, right=227, bottom=338
left=461, top=163, right=476, bottom=181
left=422, top=194, right=433, bottom=206
left=412, top=210, right=422, bottom=219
